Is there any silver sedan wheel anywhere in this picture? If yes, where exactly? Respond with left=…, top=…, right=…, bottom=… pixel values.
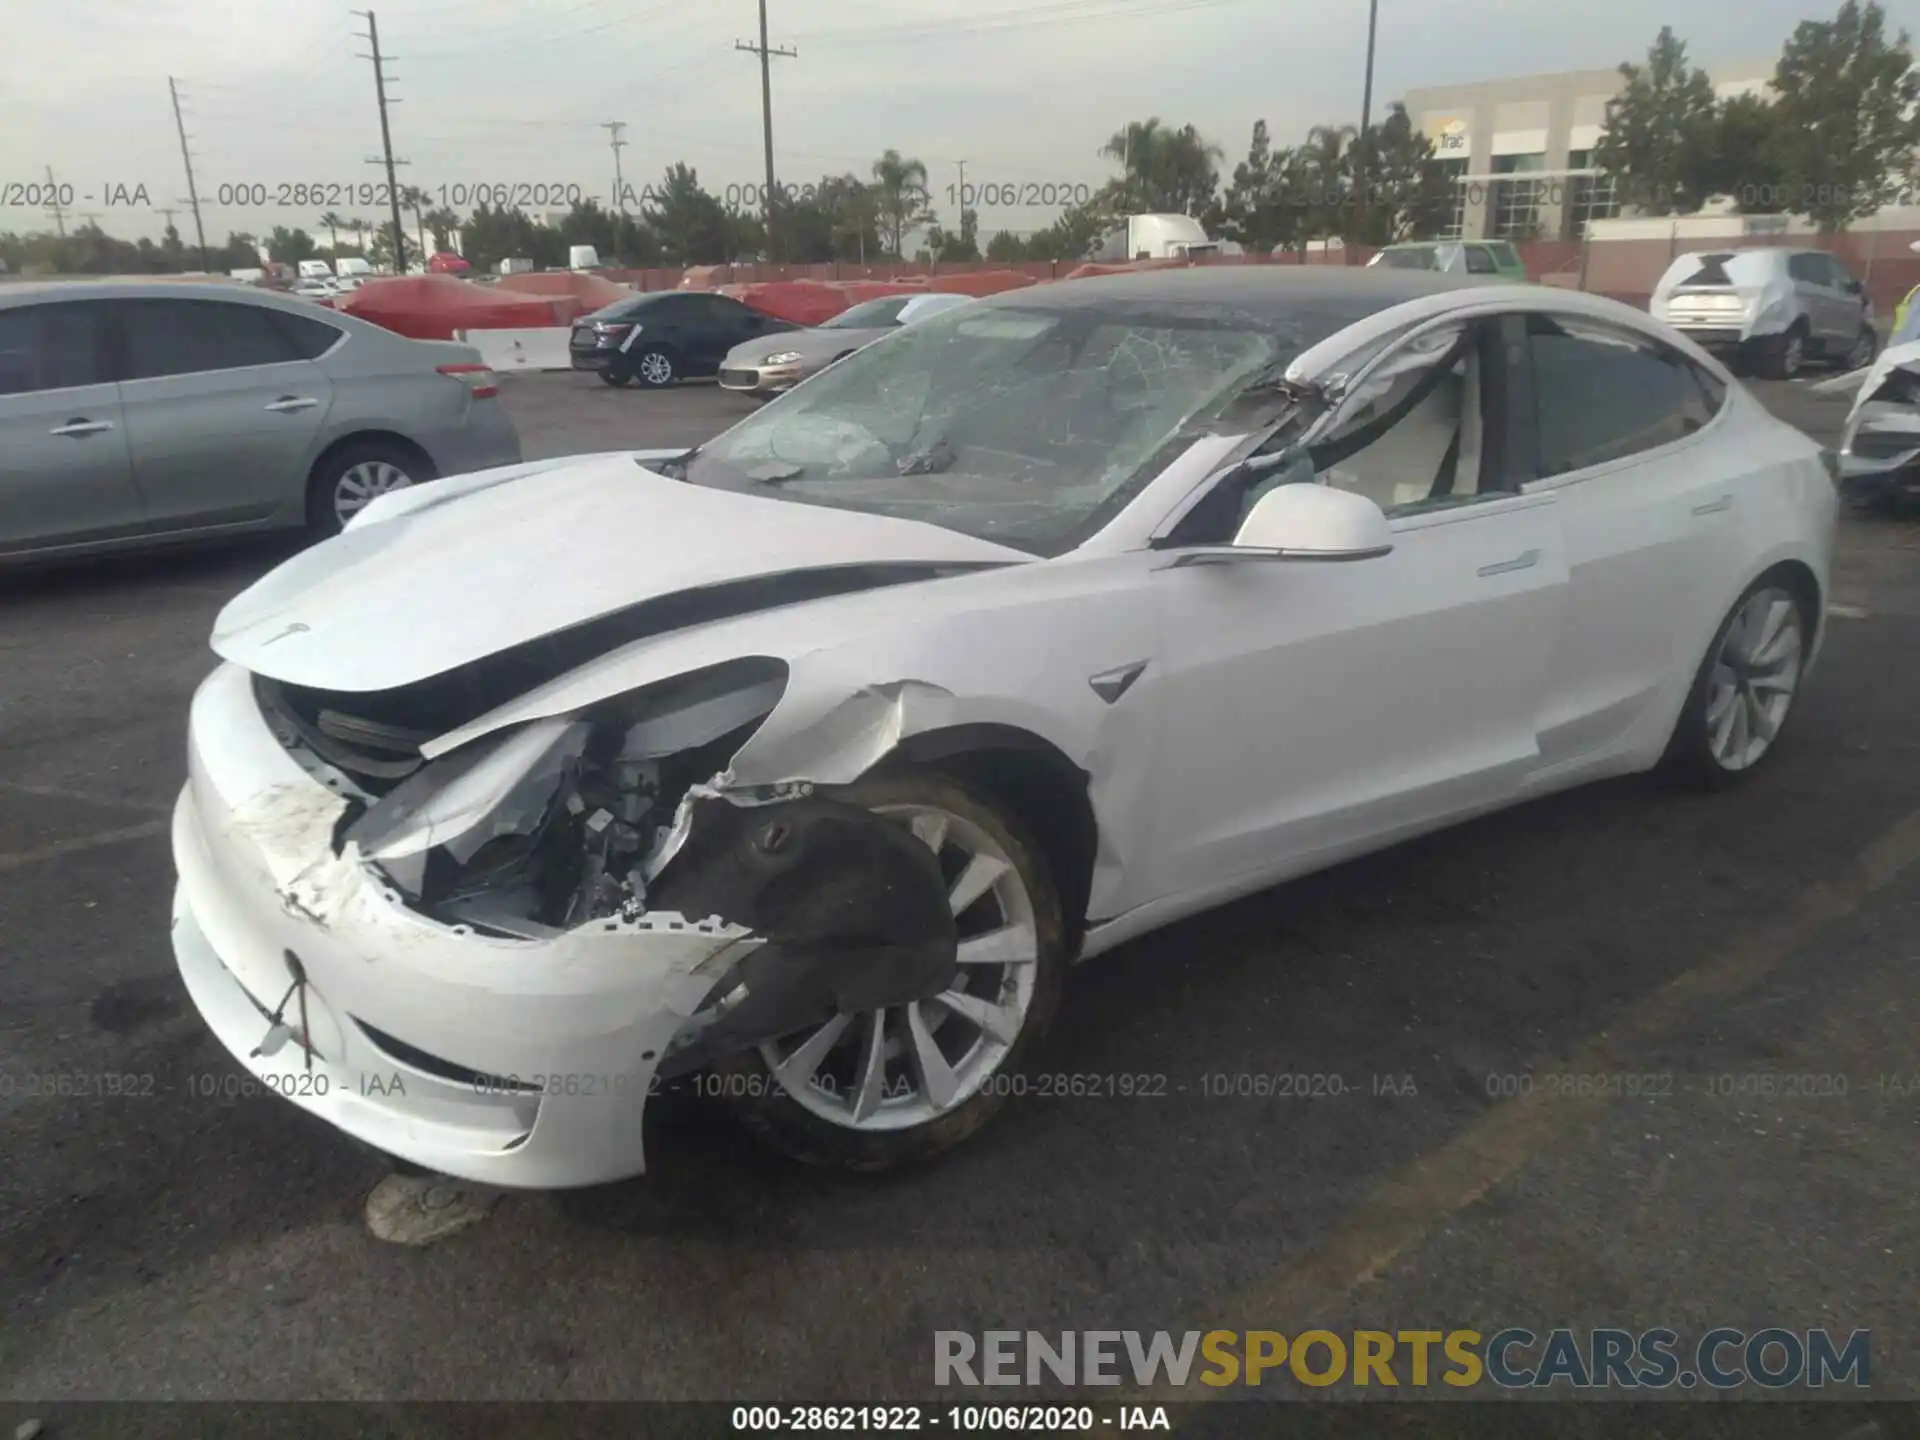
left=1845, top=328, right=1875, bottom=371
left=333, top=459, right=414, bottom=526
left=637, top=350, right=675, bottom=386
left=1781, top=332, right=1805, bottom=377
left=1706, top=587, right=1804, bottom=772
left=757, top=802, right=1040, bottom=1132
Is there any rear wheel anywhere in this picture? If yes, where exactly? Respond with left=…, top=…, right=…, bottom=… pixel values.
left=633, top=346, right=677, bottom=389
left=307, top=440, right=434, bottom=538
left=599, top=368, right=632, bottom=388
left=1660, top=573, right=1810, bottom=789
left=718, top=770, right=1067, bottom=1170
left=1840, top=324, right=1877, bottom=372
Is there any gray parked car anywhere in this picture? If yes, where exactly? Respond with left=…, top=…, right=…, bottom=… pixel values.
left=0, top=281, right=523, bottom=563
left=1649, top=247, right=1876, bottom=379
left=719, top=292, right=975, bottom=397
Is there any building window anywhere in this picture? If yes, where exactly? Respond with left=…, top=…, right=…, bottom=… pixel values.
left=1489, top=153, right=1544, bottom=241
left=1437, top=158, right=1468, bottom=239
left=1563, top=149, right=1621, bottom=238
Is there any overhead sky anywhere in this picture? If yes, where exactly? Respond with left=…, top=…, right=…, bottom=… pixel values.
left=3, top=0, right=1837, bottom=245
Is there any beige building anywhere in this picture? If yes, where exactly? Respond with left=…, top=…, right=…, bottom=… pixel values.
left=1404, top=63, right=1774, bottom=242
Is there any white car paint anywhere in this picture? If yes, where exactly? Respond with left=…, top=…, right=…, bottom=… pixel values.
left=171, top=278, right=1838, bottom=1187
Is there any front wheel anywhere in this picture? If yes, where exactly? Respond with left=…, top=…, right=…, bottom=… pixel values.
left=599, top=368, right=632, bottom=388
left=1840, top=324, right=1877, bottom=372
left=717, top=770, right=1067, bottom=1170
left=1660, top=574, right=1811, bottom=789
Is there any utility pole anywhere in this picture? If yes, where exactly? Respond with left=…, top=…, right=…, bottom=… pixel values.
left=1350, top=0, right=1379, bottom=263
left=43, top=165, right=67, bottom=237
left=354, top=10, right=409, bottom=275
left=167, top=78, right=209, bottom=269
left=601, top=121, right=629, bottom=213
left=736, top=1, right=796, bottom=262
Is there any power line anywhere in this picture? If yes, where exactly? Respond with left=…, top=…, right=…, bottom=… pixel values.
left=353, top=9, right=412, bottom=273
left=43, top=166, right=67, bottom=237
left=167, top=78, right=209, bottom=268
left=736, top=0, right=796, bottom=259
left=602, top=120, right=630, bottom=213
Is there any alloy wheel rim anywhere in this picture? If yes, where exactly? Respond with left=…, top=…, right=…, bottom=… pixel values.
left=1783, top=334, right=1804, bottom=375
left=640, top=352, right=674, bottom=384
left=1706, top=586, right=1803, bottom=772
left=757, top=802, right=1040, bottom=1131
left=333, top=460, right=413, bottom=524
left=1848, top=330, right=1873, bottom=370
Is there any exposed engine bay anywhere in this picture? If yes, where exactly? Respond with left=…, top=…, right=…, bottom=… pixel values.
left=252, top=655, right=962, bottom=1074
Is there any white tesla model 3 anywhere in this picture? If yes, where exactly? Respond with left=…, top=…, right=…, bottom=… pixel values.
left=171, top=268, right=1838, bottom=1187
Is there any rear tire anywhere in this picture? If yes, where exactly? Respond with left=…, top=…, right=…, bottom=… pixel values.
left=717, top=770, right=1067, bottom=1171
left=632, top=346, right=678, bottom=389
left=306, top=440, right=434, bottom=538
left=1658, top=570, right=1811, bottom=791
left=1839, top=324, right=1877, bottom=372
left=1755, top=322, right=1808, bottom=380
left=599, top=368, right=632, bottom=388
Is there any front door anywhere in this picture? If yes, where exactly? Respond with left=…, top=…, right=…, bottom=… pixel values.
left=1143, top=315, right=1569, bottom=902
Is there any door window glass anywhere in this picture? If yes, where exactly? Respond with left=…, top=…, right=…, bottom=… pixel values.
left=1528, top=315, right=1718, bottom=476
left=119, top=300, right=303, bottom=380
left=0, top=304, right=109, bottom=395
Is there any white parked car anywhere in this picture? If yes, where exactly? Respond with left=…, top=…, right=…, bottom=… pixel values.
left=1650, top=247, right=1875, bottom=379
left=171, top=269, right=1838, bottom=1187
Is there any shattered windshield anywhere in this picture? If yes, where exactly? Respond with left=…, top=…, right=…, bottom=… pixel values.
left=681, top=300, right=1295, bottom=555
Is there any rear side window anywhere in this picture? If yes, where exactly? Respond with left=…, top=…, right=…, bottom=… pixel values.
left=1528, top=315, right=1720, bottom=477
left=119, top=299, right=304, bottom=380
left=269, top=308, right=343, bottom=360
left=1787, top=253, right=1826, bottom=284
left=0, top=303, right=111, bottom=395
left=1675, top=253, right=1736, bottom=287
left=1464, top=246, right=1497, bottom=274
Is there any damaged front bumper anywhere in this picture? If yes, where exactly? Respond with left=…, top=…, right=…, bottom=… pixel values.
left=170, top=661, right=959, bottom=1187
left=1837, top=355, right=1920, bottom=501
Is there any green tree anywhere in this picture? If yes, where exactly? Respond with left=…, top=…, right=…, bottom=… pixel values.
left=1100, top=118, right=1222, bottom=215
left=423, top=206, right=461, bottom=252
left=1295, top=124, right=1354, bottom=241
left=318, top=210, right=346, bottom=253
left=642, top=163, right=734, bottom=263
left=925, top=206, right=981, bottom=262
left=1764, top=0, right=1920, bottom=229
left=983, top=229, right=1027, bottom=262
left=1594, top=27, right=1722, bottom=215
left=1357, top=103, right=1454, bottom=241
left=1711, top=93, right=1786, bottom=209
left=266, top=226, right=319, bottom=264
left=870, top=150, right=935, bottom=257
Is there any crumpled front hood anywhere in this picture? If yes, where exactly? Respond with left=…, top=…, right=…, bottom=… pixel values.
left=724, top=326, right=888, bottom=367
left=212, top=453, right=1030, bottom=692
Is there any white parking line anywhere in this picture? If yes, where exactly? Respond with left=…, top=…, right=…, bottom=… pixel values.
left=0, top=780, right=172, bottom=815
left=1830, top=604, right=1871, bottom=619
left=0, top=821, right=170, bottom=874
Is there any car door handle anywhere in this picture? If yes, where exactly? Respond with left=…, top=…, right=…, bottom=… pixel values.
left=1691, top=496, right=1732, bottom=516
left=1477, top=549, right=1540, bottom=577
left=264, top=396, right=320, bottom=413
left=50, top=418, right=114, bottom=438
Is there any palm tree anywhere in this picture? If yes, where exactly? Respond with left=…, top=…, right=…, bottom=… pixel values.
left=400, top=186, right=433, bottom=265
left=423, top=206, right=462, bottom=253
left=318, top=210, right=345, bottom=254
left=869, top=150, right=932, bottom=258
left=349, top=217, right=368, bottom=252
left=1300, top=124, right=1355, bottom=243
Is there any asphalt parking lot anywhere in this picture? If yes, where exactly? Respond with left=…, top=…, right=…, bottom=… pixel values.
left=3, top=371, right=1918, bottom=1411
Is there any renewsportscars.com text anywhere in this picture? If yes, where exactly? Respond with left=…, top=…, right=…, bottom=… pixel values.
left=934, top=1328, right=1870, bottom=1390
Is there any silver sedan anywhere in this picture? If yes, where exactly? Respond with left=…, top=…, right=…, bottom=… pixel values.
left=0, top=280, right=523, bottom=563
left=719, top=292, right=975, bottom=397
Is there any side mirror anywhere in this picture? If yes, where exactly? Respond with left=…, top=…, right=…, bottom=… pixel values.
left=1232, top=483, right=1393, bottom=560
left=1843, top=278, right=1864, bottom=295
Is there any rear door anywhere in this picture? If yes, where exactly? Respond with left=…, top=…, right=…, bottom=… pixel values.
left=111, top=297, right=335, bottom=532
left=0, top=300, right=144, bottom=555
left=1784, top=252, right=1843, bottom=350
left=1819, top=252, right=1870, bottom=343
left=1516, top=309, right=1733, bottom=776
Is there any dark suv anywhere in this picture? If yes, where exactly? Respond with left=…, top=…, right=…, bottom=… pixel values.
left=569, top=291, right=796, bottom=389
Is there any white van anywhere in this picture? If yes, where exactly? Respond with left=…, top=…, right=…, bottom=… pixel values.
left=569, top=244, right=601, bottom=271
left=297, top=259, right=334, bottom=280
left=335, top=256, right=374, bottom=280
